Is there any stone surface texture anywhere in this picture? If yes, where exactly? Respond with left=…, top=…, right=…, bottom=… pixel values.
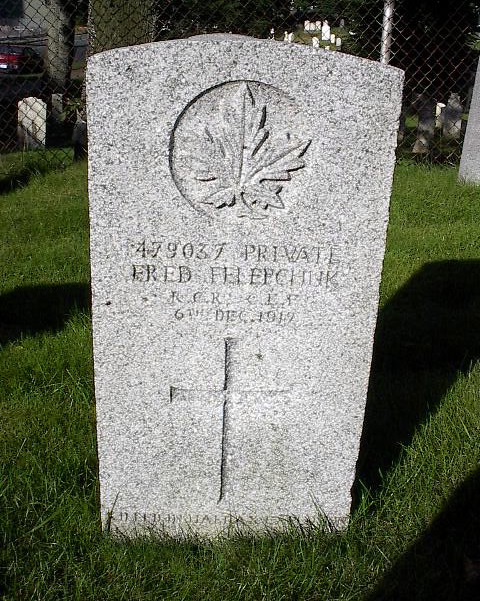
left=87, top=35, right=403, bottom=537
left=459, top=58, right=480, bottom=183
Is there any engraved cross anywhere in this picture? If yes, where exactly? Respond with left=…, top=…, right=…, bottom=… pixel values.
left=170, top=337, right=281, bottom=504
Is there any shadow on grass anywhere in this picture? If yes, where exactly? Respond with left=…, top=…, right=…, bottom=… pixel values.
left=0, top=151, right=75, bottom=194
left=0, top=283, right=90, bottom=345
left=354, top=259, right=480, bottom=599
left=365, top=466, right=480, bottom=601
left=355, top=259, right=480, bottom=494
left=0, top=167, right=47, bottom=194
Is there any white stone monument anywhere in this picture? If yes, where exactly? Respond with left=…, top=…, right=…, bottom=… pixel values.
left=321, top=21, right=331, bottom=41
left=17, top=97, right=46, bottom=149
left=460, top=58, right=480, bottom=183
left=88, top=34, right=404, bottom=537
left=435, top=102, right=446, bottom=129
left=312, top=36, right=320, bottom=49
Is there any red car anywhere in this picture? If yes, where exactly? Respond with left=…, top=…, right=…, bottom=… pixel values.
left=0, top=45, right=44, bottom=74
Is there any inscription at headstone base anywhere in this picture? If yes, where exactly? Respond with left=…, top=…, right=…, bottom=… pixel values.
left=87, top=35, right=403, bottom=537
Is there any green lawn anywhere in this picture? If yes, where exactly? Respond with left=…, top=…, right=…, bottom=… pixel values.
left=0, top=160, right=479, bottom=600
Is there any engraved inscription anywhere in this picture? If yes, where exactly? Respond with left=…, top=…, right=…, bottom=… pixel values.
left=116, top=511, right=235, bottom=525
left=170, top=80, right=311, bottom=220
left=128, top=237, right=341, bottom=326
left=113, top=511, right=350, bottom=531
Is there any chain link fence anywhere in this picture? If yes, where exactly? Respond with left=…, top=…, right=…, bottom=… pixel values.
left=0, top=0, right=478, bottom=182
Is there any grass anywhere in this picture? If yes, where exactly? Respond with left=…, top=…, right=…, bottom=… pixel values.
left=0, top=159, right=480, bottom=599
left=0, top=148, right=74, bottom=193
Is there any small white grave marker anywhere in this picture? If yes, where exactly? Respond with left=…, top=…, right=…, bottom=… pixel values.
left=435, top=102, right=446, bottom=128
left=17, top=97, right=46, bottom=149
left=321, top=21, right=331, bottom=41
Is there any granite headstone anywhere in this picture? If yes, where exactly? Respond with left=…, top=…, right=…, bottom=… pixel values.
left=87, top=35, right=403, bottom=537
left=459, top=58, right=480, bottom=184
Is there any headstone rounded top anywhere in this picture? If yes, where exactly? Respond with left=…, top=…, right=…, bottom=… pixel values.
left=187, top=33, right=261, bottom=42
left=88, top=33, right=404, bottom=80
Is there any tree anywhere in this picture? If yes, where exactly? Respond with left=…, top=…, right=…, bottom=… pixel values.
left=390, top=0, right=478, bottom=100
left=88, top=0, right=155, bottom=54
left=154, top=0, right=293, bottom=40
left=46, top=0, right=77, bottom=95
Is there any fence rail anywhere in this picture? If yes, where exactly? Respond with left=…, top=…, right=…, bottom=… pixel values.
left=0, top=0, right=478, bottom=177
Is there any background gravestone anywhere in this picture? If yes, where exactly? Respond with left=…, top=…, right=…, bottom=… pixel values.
left=17, top=96, right=46, bottom=149
left=459, top=58, right=480, bottom=184
left=442, top=92, right=463, bottom=140
left=87, top=35, right=403, bottom=537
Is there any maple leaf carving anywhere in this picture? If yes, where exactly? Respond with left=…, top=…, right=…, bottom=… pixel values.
left=192, top=82, right=311, bottom=219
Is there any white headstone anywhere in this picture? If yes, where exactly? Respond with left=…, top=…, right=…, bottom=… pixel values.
left=284, top=31, right=288, bottom=42
left=17, top=97, right=46, bottom=149
left=330, top=33, right=336, bottom=44
left=340, top=18, right=345, bottom=28
left=315, top=20, right=322, bottom=31
left=321, top=20, right=331, bottom=41
left=287, top=32, right=294, bottom=43
left=336, top=37, right=342, bottom=49
left=435, top=102, right=446, bottom=128
left=304, top=20, right=310, bottom=31
left=312, top=36, right=320, bottom=50
left=87, top=34, right=404, bottom=538
left=460, top=58, right=480, bottom=183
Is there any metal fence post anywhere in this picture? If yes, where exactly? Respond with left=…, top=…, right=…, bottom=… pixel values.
left=380, top=0, right=395, bottom=65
